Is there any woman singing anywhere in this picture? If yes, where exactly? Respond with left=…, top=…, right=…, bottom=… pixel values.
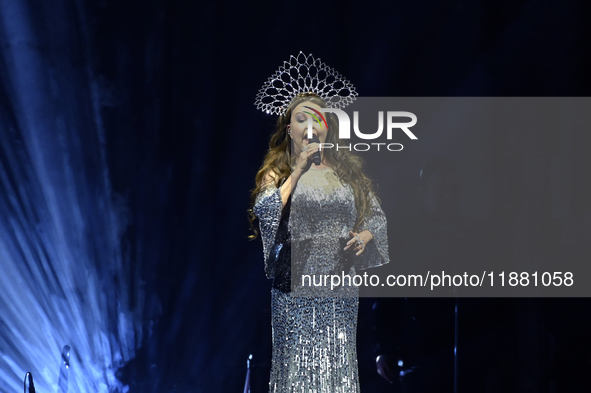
left=249, top=53, right=389, bottom=393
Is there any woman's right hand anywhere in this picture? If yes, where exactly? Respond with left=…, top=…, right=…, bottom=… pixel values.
left=293, top=142, right=320, bottom=174
left=280, top=142, right=320, bottom=207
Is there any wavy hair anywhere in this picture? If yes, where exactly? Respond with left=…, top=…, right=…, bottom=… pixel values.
left=248, top=93, right=376, bottom=239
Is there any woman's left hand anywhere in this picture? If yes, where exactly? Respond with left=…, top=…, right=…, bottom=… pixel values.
left=345, top=230, right=373, bottom=256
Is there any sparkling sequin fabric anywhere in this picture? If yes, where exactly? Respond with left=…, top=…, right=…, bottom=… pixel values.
left=254, top=166, right=389, bottom=393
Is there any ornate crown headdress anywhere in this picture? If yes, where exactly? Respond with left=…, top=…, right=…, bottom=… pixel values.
left=255, top=51, right=358, bottom=115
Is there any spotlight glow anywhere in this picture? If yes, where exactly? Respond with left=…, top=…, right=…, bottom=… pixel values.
left=0, top=61, right=144, bottom=393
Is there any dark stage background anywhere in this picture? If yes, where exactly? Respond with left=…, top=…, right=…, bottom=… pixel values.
left=1, top=0, right=590, bottom=392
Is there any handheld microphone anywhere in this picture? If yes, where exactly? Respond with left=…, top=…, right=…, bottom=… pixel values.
left=310, top=135, right=321, bottom=166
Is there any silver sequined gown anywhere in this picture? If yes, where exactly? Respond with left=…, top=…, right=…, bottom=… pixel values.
left=254, top=166, right=389, bottom=393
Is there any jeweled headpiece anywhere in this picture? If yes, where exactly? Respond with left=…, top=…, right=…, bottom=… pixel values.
left=255, top=52, right=358, bottom=115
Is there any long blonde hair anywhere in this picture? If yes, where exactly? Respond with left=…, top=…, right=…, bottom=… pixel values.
left=248, top=93, right=376, bottom=239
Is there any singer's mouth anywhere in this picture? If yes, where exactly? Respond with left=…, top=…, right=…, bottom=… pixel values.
left=303, top=133, right=318, bottom=143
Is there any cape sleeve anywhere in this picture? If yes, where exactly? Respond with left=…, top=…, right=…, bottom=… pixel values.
left=354, top=192, right=390, bottom=270
left=253, top=185, right=283, bottom=278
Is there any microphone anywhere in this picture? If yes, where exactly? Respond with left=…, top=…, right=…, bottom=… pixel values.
left=310, top=135, right=321, bottom=166
left=29, top=373, right=35, bottom=393
left=24, top=372, right=35, bottom=393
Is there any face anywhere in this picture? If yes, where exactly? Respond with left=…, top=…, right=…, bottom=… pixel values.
left=287, top=101, right=328, bottom=156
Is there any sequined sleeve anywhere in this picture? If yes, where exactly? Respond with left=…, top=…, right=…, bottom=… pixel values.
left=253, top=185, right=283, bottom=278
left=355, top=192, right=390, bottom=270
